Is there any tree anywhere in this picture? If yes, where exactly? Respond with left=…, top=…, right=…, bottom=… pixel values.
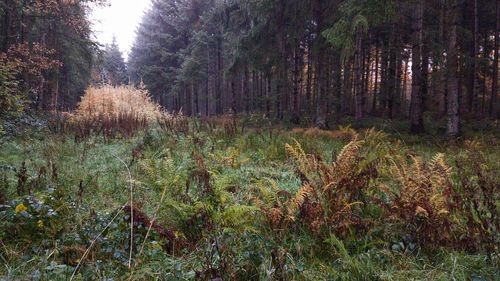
left=126, top=0, right=497, bottom=133
left=446, top=0, right=460, bottom=137
left=410, top=0, right=424, bottom=133
left=0, top=0, right=103, bottom=111
left=491, top=0, right=499, bottom=119
left=102, top=37, right=128, bottom=86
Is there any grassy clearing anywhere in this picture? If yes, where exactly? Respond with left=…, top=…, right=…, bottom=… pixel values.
left=0, top=117, right=498, bottom=280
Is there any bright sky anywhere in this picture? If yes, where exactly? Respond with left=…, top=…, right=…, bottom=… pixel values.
left=90, top=0, right=151, bottom=60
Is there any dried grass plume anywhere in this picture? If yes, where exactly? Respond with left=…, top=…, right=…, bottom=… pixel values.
left=75, top=84, right=162, bottom=121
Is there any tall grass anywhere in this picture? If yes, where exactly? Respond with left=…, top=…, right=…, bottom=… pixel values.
left=70, top=85, right=162, bottom=139
left=2, top=113, right=498, bottom=280
left=75, top=85, right=161, bottom=121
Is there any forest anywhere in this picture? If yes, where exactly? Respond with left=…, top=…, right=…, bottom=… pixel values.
left=0, top=0, right=499, bottom=280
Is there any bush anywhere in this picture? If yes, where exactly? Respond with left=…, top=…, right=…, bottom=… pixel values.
left=385, top=153, right=460, bottom=251
left=0, top=57, right=24, bottom=135
left=454, top=141, right=499, bottom=253
left=69, top=85, right=163, bottom=139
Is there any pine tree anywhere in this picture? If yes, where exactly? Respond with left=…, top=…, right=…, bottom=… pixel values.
left=102, top=37, right=128, bottom=86
left=126, top=0, right=498, bottom=132
left=0, top=0, right=103, bottom=111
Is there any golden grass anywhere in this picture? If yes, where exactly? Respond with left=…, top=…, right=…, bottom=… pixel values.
left=74, top=85, right=162, bottom=121
left=64, top=85, right=165, bottom=139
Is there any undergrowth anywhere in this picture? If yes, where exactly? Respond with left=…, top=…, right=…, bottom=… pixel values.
left=0, top=115, right=498, bottom=280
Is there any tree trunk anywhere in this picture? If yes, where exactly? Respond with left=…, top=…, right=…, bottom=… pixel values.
left=410, top=0, right=424, bottom=133
left=353, top=30, right=364, bottom=121
left=315, top=0, right=327, bottom=128
left=343, top=61, right=353, bottom=115
left=216, top=37, right=223, bottom=114
left=468, top=0, right=479, bottom=115
left=194, top=84, right=199, bottom=115
left=394, top=40, right=402, bottom=118
left=435, top=0, right=447, bottom=117
left=482, top=33, right=488, bottom=116
left=363, top=45, right=371, bottom=114
left=333, top=55, right=342, bottom=122
left=243, top=67, right=249, bottom=113
left=446, top=0, right=460, bottom=137
left=380, top=42, right=388, bottom=116
left=2, top=3, right=11, bottom=52
left=386, top=26, right=398, bottom=119
left=490, top=0, right=499, bottom=119
left=266, top=74, right=271, bottom=117
left=291, top=44, right=300, bottom=124
left=372, top=44, right=380, bottom=114
left=402, top=57, right=409, bottom=117
left=185, top=86, right=192, bottom=116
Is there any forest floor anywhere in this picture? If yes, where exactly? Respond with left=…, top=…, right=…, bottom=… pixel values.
left=0, top=116, right=498, bottom=280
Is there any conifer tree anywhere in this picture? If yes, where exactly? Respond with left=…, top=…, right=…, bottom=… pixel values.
left=102, top=37, right=128, bottom=86
left=126, top=0, right=499, bottom=134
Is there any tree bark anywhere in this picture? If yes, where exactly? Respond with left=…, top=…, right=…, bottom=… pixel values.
left=435, top=0, right=447, bottom=117
left=363, top=44, right=371, bottom=114
left=372, top=43, right=380, bottom=114
left=333, top=54, right=342, bottom=122
left=446, top=0, right=460, bottom=137
left=402, top=57, right=409, bottom=117
left=315, top=0, right=328, bottom=128
left=291, top=43, right=300, bottom=124
left=353, top=30, right=364, bottom=121
left=468, top=0, right=479, bottom=115
left=216, top=36, right=223, bottom=114
left=490, top=0, right=499, bottom=119
left=2, top=2, right=11, bottom=52
left=410, top=0, right=424, bottom=133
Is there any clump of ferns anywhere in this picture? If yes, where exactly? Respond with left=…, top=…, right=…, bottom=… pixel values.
left=249, top=180, right=296, bottom=233
left=208, top=146, right=246, bottom=169
left=290, top=137, right=382, bottom=237
left=383, top=152, right=462, bottom=251
left=454, top=141, right=499, bottom=254
left=139, top=154, right=259, bottom=247
left=252, top=131, right=387, bottom=240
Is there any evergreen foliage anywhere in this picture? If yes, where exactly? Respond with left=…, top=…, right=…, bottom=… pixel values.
left=128, top=0, right=499, bottom=132
left=0, top=0, right=103, bottom=114
left=102, top=38, right=128, bottom=86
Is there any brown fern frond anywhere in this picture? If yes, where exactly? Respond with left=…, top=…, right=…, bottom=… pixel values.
left=288, top=183, right=313, bottom=217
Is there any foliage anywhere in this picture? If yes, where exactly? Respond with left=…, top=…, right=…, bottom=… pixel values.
left=101, top=38, right=128, bottom=86
left=0, top=119, right=498, bottom=280
left=0, top=43, right=62, bottom=134
left=384, top=153, right=460, bottom=250
left=454, top=141, right=499, bottom=253
left=75, top=85, right=161, bottom=121
left=66, top=85, right=163, bottom=139
left=0, top=0, right=102, bottom=110
left=0, top=58, right=23, bottom=135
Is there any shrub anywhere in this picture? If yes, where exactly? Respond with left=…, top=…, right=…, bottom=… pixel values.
left=0, top=185, right=68, bottom=242
left=70, top=85, right=162, bottom=139
left=75, top=85, right=160, bottom=120
left=454, top=141, right=499, bottom=253
left=285, top=134, right=381, bottom=237
left=0, top=58, right=24, bottom=135
left=385, top=153, right=460, bottom=250
left=253, top=130, right=386, bottom=239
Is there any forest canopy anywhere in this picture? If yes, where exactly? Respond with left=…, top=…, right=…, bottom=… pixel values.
left=1, top=0, right=499, bottom=136
left=127, top=0, right=499, bottom=136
